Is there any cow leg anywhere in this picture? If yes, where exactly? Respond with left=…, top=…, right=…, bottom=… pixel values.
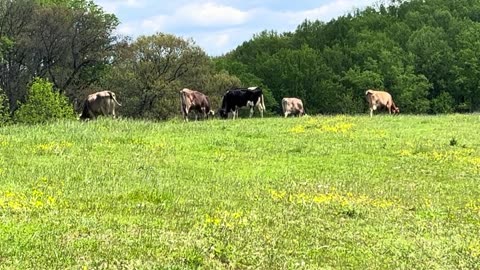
left=370, top=108, right=374, bottom=118
left=88, top=110, right=96, bottom=120
left=233, top=107, right=238, bottom=120
left=181, top=106, right=187, bottom=122
left=258, top=103, right=264, bottom=118
left=109, top=103, right=115, bottom=118
left=249, top=105, right=254, bottom=118
left=284, top=111, right=290, bottom=118
left=185, top=107, right=190, bottom=122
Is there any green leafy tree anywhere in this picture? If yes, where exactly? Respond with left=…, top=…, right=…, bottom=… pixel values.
left=102, top=34, right=211, bottom=119
left=0, top=0, right=118, bottom=112
left=431, top=91, right=454, bottom=114
left=407, top=26, right=454, bottom=95
left=217, top=0, right=480, bottom=114
left=393, top=70, right=431, bottom=113
left=452, top=22, right=480, bottom=111
left=14, top=78, right=74, bottom=124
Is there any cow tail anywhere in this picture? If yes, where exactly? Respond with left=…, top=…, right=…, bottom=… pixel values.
left=392, top=100, right=399, bottom=112
left=205, top=96, right=212, bottom=116
left=108, top=91, right=122, bottom=106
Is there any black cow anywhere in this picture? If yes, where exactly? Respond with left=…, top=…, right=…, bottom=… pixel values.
left=218, top=87, right=265, bottom=119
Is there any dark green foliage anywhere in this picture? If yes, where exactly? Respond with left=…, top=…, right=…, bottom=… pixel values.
left=431, top=92, right=454, bottom=114
left=14, top=78, right=75, bottom=124
left=0, top=89, right=10, bottom=125
left=218, top=0, right=480, bottom=114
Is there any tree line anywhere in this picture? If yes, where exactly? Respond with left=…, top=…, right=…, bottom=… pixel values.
left=1, top=0, right=479, bottom=124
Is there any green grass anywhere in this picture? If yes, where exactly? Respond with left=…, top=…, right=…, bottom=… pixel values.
left=0, top=114, right=479, bottom=269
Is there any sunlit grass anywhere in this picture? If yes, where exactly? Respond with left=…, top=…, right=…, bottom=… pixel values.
left=0, top=114, right=479, bottom=269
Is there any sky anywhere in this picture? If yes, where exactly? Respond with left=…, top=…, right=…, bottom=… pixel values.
left=96, top=0, right=379, bottom=56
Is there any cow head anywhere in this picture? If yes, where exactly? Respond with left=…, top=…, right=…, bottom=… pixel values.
left=218, top=109, right=228, bottom=119
left=393, top=107, right=400, bottom=114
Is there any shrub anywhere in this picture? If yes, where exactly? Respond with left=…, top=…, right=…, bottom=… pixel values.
left=14, top=78, right=75, bottom=124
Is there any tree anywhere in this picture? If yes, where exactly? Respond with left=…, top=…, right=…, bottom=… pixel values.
left=0, top=0, right=118, bottom=112
left=407, top=26, right=454, bottom=95
left=392, top=70, right=431, bottom=113
left=102, top=34, right=211, bottom=119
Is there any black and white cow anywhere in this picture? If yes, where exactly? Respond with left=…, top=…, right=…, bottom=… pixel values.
left=218, top=87, right=265, bottom=119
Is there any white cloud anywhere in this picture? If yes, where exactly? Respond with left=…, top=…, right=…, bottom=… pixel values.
left=97, top=0, right=145, bottom=14
left=191, top=30, right=239, bottom=56
left=141, top=15, right=168, bottom=33
left=137, top=2, right=250, bottom=32
left=116, top=23, right=137, bottom=36
left=175, top=2, right=250, bottom=27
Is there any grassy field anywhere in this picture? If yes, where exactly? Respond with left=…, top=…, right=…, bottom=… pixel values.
left=0, top=114, right=479, bottom=269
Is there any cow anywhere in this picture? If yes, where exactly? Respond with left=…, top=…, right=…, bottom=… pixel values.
left=218, top=87, right=265, bottom=119
left=179, top=88, right=214, bottom=121
left=79, top=91, right=122, bottom=120
left=282, top=97, right=305, bottom=118
left=365, top=89, right=400, bottom=117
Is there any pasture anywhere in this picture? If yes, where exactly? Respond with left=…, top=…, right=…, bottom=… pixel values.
left=0, top=114, right=479, bottom=269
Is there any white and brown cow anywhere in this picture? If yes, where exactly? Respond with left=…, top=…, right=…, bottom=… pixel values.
left=180, top=88, right=214, bottom=121
left=282, top=97, right=305, bottom=118
left=79, top=91, right=122, bottom=120
left=365, top=89, right=399, bottom=117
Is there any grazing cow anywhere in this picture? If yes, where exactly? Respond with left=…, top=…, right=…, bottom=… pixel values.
left=179, top=88, right=214, bottom=121
left=79, top=91, right=121, bottom=120
left=282, top=97, right=305, bottom=118
left=365, top=89, right=400, bottom=117
left=218, top=87, right=265, bottom=119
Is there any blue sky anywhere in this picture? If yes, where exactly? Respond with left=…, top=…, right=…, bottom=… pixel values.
left=96, top=0, right=378, bottom=56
